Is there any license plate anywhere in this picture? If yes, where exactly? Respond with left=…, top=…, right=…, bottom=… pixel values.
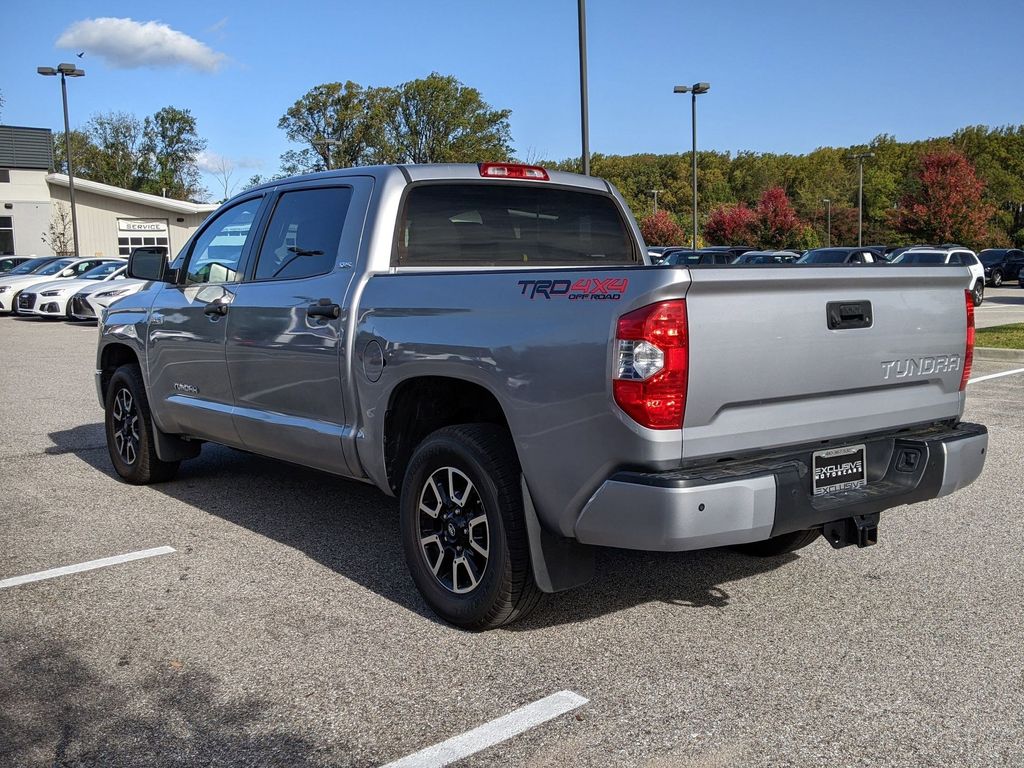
left=812, top=444, right=867, bottom=496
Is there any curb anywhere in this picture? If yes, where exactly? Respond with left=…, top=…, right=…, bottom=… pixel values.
left=973, top=346, right=1024, bottom=363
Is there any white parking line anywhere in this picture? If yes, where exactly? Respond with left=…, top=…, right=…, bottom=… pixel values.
left=968, top=367, right=1024, bottom=385
left=0, top=546, right=176, bottom=590
left=380, top=690, right=588, bottom=768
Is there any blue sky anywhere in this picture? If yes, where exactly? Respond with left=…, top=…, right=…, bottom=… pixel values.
left=3, top=0, right=1022, bottom=200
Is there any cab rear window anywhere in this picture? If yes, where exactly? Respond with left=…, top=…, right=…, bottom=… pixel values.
left=395, top=183, right=637, bottom=267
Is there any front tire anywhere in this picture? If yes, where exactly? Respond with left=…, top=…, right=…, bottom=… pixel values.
left=104, top=364, right=180, bottom=484
left=991, top=270, right=1003, bottom=287
left=972, top=280, right=984, bottom=307
left=400, top=424, right=541, bottom=630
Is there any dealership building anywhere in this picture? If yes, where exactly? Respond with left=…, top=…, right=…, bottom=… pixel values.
left=0, top=124, right=217, bottom=259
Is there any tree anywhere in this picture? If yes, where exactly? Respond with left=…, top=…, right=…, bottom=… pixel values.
left=374, top=73, right=513, bottom=164
left=704, top=203, right=756, bottom=245
left=754, top=187, right=803, bottom=248
left=86, top=112, right=150, bottom=190
left=142, top=106, right=207, bottom=200
left=52, top=129, right=100, bottom=176
left=892, top=150, right=993, bottom=245
left=277, top=81, right=376, bottom=174
left=639, top=210, right=685, bottom=246
left=41, top=202, right=74, bottom=257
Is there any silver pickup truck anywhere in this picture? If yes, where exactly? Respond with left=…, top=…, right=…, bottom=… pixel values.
left=97, top=163, right=988, bottom=629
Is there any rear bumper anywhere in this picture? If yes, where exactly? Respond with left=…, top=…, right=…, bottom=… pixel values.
left=574, top=422, right=988, bottom=551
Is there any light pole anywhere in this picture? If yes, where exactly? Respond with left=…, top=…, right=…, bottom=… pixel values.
left=38, top=63, right=85, bottom=258
left=313, top=137, right=344, bottom=170
left=674, top=82, right=710, bottom=249
left=851, top=151, right=874, bottom=246
left=578, top=0, right=590, bottom=175
left=822, top=198, right=831, bottom=246
left=649, top=189, right=664, bottom=215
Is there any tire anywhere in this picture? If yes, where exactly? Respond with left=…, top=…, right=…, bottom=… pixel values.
left=731, top=528, right=822, bottom=557
left=400, top=424, right=541, bottom=630
left=972, top=280, right=984, bottom=307
left=991, top=270, right=1003, bottom=287
left=104, top=364, right=180, bottom=484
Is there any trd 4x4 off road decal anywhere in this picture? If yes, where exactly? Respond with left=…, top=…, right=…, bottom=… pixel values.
left=517, top=277, right=628, bottom=300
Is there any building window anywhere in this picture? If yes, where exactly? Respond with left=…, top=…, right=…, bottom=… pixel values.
left=0, top=216, right=13, bottom=255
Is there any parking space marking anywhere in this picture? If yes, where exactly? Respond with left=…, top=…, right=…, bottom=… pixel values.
left=968, top=366, right=1024, bottom=385
left=0, top=546, right=176, bottom=590
left=380, top=690, right=588, bottom=768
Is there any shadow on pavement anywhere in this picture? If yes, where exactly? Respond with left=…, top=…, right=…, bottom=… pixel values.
left=50, top=424, right=798, bottom=631
left=0, top=631, right=335, bottom=768
left=983, top=293, right=1024, bottom=306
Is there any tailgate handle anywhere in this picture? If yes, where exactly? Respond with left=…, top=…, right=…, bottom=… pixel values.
left=827, top=301, right=872, bottom=330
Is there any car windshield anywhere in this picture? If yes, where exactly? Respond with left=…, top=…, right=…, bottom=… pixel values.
left=82, top=262, right=123, bottom=279
left=978, top=250, right=1007, bottom=264
left=8, top=258, right=55, bottom=275
left=893, top=251, right=946, bottom=264
left=36, top=258, right=76, bottom=276
left=797, top=249, right=850, bottom=264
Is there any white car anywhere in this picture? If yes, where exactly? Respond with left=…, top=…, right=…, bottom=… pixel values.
left=891, top=247, right=986, bottom=306
left=19, top=262, right=127, bottom=319
left=73, top=278, right=149, bottom=321
left=0, top=257, right=122, bottom=314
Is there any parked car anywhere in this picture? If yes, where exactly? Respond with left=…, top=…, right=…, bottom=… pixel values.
left=96, top=162, right=986, bottom=629
left=4, top=257, right=124, bottom=315
left=797, top=248, right=885, bottom=265
left=889, top=247, right=986, bottom=306
left=71, top=278, right=149, bottom=321
left=977, top=248, right=1024, bottom=287
left=19, top=261, right=127, bottom=318
left=732, top=250, right=800, bottom=264
left=0, top=256, right=35, bottom=274
left=662, top=250, right=734, bottom=265
left=699, top=245, right=757, bottom=260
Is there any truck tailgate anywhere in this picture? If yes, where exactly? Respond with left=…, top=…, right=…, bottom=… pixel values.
left=681, top=266, right=970, bottom=460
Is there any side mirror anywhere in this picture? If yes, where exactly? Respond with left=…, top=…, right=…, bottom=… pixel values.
left=127, top=247, right=170, bottom=281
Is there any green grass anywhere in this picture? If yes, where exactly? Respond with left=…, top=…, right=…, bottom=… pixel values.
left=974, top=323, right=1024, bottom=350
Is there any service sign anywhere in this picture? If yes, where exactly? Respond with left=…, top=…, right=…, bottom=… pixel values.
left=118, top=219, right=168, bottom=233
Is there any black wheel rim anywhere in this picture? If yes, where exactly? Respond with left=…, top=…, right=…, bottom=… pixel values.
left=111, top=387, right=140, bottom=465
left=417, top=466, right=489, bottom=594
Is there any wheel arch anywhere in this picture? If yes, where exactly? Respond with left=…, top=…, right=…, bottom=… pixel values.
left=99, top=343, right=142, bottom=403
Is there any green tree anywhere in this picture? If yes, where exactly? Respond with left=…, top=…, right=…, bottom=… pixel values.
left=375, top=73, right=513, bottom=164
left=52, top=129, right=100, bottom=176
left=86, top=112, right=150, bottom=190
left=278, top=81, right=377, bottom=174
left=141, top=106, right=207, bottom=200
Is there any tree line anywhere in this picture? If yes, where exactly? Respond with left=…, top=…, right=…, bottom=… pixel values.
left=45, top=73, right=1023, bottom=250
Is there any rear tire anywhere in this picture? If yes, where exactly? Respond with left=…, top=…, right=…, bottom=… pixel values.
left=972, top=280, right=984, bottom=307
left=400, top=424, right=541, bottom=630
left=104, top=364, right=180, bottom=484
left=731, top=528, right=821, bottom=557
left=991, top=270, right=1003, bottom=287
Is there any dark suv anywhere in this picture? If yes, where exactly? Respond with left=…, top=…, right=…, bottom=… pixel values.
left=978, top=249, right=1024, bottom=287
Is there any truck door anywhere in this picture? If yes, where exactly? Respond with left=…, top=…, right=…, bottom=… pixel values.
left=224, top=177, right=371, bottom=476
left=147, top=195, right=265, bottom=444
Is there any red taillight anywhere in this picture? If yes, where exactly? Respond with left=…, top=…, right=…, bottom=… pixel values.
left=613, top=300, right=688, bottom=429
left=478, top=162, right=549, bottom=181
left=960, top=289, right=974, bottom=391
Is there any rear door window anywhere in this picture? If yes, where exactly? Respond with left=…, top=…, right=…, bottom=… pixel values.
left=396, top=183, right=637, bottom=267
left=252, top=187, right=352, bottom=281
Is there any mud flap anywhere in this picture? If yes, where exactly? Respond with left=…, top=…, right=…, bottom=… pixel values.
left=521, top=477, right=595, bottom=593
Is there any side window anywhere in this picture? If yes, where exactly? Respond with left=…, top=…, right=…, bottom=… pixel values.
left=184, top=198, right=262, bottom=286
left=948, top=253, right=963, bottom=265
left=1010, top=251, right=1024, bottom=263
left=253, top=187, right=352, bottom=281
left=849, top=252, right=865, bottom=264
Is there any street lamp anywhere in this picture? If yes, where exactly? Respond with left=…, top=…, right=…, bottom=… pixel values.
left=649, top=189, right=664, bottom=215
left=822, top=198, right=831, bottom=246
left=578, top=0, right=590, bottom=175
left=674, top=82, right=710, bottom=249
left=312, top=137, right=344, bottom=170
left=38, top=63, right=85, bottom=259
left=851, top=151, right=874, bottom=246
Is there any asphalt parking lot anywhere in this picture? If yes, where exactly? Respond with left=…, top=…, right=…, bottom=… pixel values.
left=2, top=306, right=1023, bottom=767
left=975, top=285, right=1024, bottom=329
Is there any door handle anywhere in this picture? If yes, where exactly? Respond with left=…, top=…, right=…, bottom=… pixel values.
left=204, top=299, right=230, bottom=317
left=826, top=300, right=872, bottom=330
left=307, top=299, right=341, bottom=320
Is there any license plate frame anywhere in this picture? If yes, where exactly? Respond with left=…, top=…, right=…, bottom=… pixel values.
left=812, top=444, right=867, bottom=496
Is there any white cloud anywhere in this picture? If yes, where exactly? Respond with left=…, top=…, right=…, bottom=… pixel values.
left=196, top=151, right=261, bottom=173
left=56, top=17, right=227, bottom=73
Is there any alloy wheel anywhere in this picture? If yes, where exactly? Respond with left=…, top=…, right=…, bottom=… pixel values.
left=417, top=466, right=490, bottom=594
left=111, top=387, right=140, bottom=465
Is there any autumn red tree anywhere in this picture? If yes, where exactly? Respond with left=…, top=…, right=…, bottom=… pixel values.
left=892, top=150, right=993, bottom=245
left=639, top=209, right=685, bottom=246
left=704, top=203, right=756, bottom=245
left=754, top=187, right=802, bottom=248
